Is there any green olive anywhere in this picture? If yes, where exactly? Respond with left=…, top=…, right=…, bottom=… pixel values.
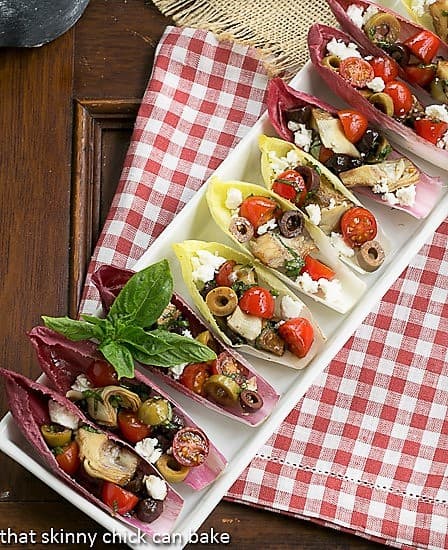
left=364, top=12, right=401, bottom=44
left=205, top=287, right=238, bottom=317
left=156, top=454, right=190, bottom=483
left=41, top=425, right=72, bottom=448
left=369, top=92, right=395, bottom=117
left=195, top=330, right=218, bottom=352
left=203, top=374, right=241, bottom=407
left=430, top=78, right=448, bottom=103
left=321, top=55, right=340, bottom=71
left=138, top=397, right=172, bottom=426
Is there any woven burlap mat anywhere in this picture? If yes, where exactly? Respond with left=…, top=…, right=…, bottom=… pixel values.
left=150, top=0, right=337, bottom=77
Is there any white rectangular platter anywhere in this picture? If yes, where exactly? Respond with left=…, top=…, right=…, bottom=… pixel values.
left=0, top=59, right=447, bottom=550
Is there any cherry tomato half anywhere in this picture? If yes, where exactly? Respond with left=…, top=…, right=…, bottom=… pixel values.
left=302, top=255, right=335, bottom=281
left=239, top=196, right=281, bottom=230
left=118, top=410, right=152, bottom=444
left=239, top=286, right=275, bottom=319
left=340, top=206, right=378, bottom=248
left=215, top=260, right=236, bottom=287
left=86, top=359, right=118, bottom=387
left=54, top=440, right=80, bottom=475
left=210, top=352, right=248, bottom=384
left=179, top=362, right=211, bottom=396
left=172, top=427, right=209, bottom=468
left=414, top=118, right=448, bottom=144
left=278, top=318, right=314, bottom=359
left=403, top=30, right=440, bottom=64
left=337, top=110, right=368, bottom=143
left=403, top=64, right=436, bottom=88
left=368, top=56, right=399, bottom=83
left=272, top=169, right=307, bottom=206
left=339, top=57, right=375, bottom=88
left=383, top=80, right=413, bottom=117
left=101, top=481, right=139, bottom=515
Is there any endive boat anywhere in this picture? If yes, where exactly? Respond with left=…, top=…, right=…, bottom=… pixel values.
left=173, top=240, right=326, bottom=369
left=206, top=177, right=366, bottom=314
left=259, top=134, right=391, bottom=274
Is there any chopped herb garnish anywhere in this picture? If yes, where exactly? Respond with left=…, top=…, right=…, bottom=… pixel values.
left=80, top=424, right=102, bottom=434
left=231, top=280, right=256, bottom=298
left=284, top=257, right=305, bottom=279
left=82, top=389, right=104, bottom=403
left=109, top=395, right=123, bottom=408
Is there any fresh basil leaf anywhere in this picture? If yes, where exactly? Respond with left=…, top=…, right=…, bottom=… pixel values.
left=99, top=340, right=135, bottom=379
left=131, top=329, right=217, bottom=367
left=117, top=325, right=172, bottom=355
left=80, top=314, right=106, bottom=326
left=108, top=260, right=173, bottom=329
left=42, top=316, right=103, bottom=341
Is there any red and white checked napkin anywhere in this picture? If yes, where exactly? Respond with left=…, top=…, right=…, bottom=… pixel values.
left=80, top=26, right=448, bottom=549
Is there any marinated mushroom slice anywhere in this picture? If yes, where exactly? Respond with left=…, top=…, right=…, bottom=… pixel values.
left=85, top=386, right=141, bottom=428
left=76, top=426, right=138, bottom=486
left=430, top=0, right=448, bottom=43
left=340, top=158, right=420, bottom=191
left=249, top=233, right=293, bottom=269
left=255, top=326, right=285, bottom=356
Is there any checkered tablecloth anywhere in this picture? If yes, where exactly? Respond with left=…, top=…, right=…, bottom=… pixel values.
left=80, top=25, right=448, bottom=549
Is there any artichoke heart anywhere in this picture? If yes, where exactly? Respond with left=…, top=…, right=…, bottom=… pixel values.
left=76, top=427, right=138, bottom=486
left=339, top=159, right=420, bottom=192
left=86, top=385, right=141, bottom=427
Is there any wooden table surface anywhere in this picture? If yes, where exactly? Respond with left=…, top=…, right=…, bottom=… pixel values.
left=0, top=1, right=388, bottom=548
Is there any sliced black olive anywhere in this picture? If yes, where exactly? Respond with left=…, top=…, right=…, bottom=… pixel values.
left=286, top=106, right=312, bottom=125
left=136, top=497, right=164, bottom=523
left=239, top=389, right=264, bottom=413
left=294, top=165, right=320, bottom=192
left=199, top=279, right=217, bottom=300
left=229, top=216, right=254, bottom=243
left=357, top=128, right=380, bottom=156
left=125, top=468, right=145, bottom=494
left=382, top=42, right=410, bottom=67
left=279, top=211, right=304, bottom=238
left=157, top=412, right=186, bottom=439
left=324, top=154, right=363, bottom=174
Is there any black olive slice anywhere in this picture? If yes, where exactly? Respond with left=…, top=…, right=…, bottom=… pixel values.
left=382, top=43, right=410, bottom=67
left=324, top=154, right=363, bottom=174
left=229, top=216, right=254, bottom=243
left=279, top=211, right=304, bottom=238
left=294, top=165, right=320, bottom=192
left=239, top=389, right=263, bottom=412
left=136, top=497, right=164, bottom=523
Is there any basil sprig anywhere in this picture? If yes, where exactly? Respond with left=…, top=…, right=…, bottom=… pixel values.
left=42, top=259, right=216, bottom=378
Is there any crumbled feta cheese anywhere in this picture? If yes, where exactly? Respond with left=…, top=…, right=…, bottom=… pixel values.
left=182, top=329, right=193, bottom=339
left=382, top=192, right=399, bottom=205
left=191, top=250, right=226, bottom=283
left=395, top=185, right=416, bottom=207
left=280, top=295, right=304, bottom=319
left=305, top=203, right=321, bottom=226
left=362, top=5, right=379, bottom=24
left=318, top=278, right=343, bottom=306
left=48, top=400, right=79, bottom=430
left=71, top=374, right=92, bottom=393
left=366, top=76, right=385, bottom=93
left=170, top=362, right=187, bottom=379
left=268, top=151, right=288, bottom=174
left=257, top=218, right=277, bottom=235
left=285, top=149, right=301, bottom=166
left=411, top=0, right=436, bottom=17
left=437, top=130, right=448, bottom=149
left=225, top=187, right=243, bottom=210
left=135, top=438, right=163, bottom=464
left=328, top=198, right=336, bottom=210
left=347, top=4, right=364, bottom=27
left=144, top=475, right=167, bottom=500
left=330, top=232, right=355, bottom=258
left=296, top=272, right=319, bottom=293
left=288, top=122, right=313, bottom=152
left=245, top=376, right=258, bottom=392
left=425, top=104, right=448, bottom=123
left=372, top=181, right=389, bottom=194
left=326, top=38, right=361, bottom=60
